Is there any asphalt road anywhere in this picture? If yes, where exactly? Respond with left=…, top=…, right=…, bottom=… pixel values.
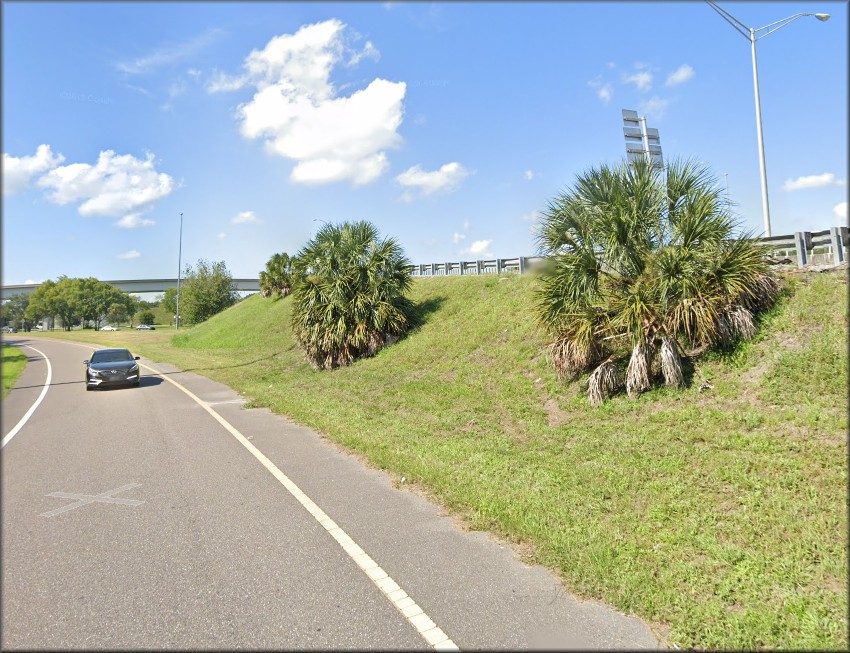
left=1, top=336, right=661, bottom=650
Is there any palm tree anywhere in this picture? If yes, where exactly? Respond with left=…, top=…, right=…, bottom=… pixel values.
left=535, top=157, right=779, bottom=406
left=290, top=221, right=414, bottom=369
left=260, top=252, right=293, bottom=298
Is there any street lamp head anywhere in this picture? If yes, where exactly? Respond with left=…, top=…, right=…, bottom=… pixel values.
left=814, top=13, right=830, bottom=21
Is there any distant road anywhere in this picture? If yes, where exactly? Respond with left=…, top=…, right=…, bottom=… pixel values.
left=1, top=336, right=660, bottom=649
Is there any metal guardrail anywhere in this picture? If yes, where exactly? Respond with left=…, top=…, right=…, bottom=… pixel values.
left=408, top=227, right=848, bottom=277
left=409, top=257, right=546, bottom=277
left=2, top=229, right=846, bottom=298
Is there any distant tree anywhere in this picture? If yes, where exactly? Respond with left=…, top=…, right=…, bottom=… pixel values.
left=137, top=310, right=155, bottom=326
left=107, top=302, right=129, bottom=326
left=260, top=252, right=293, bottom=298
left=179, top=259, right=239, bottom=325
left=159, top=288, right=178, bottom=324
left=3, top=293, right=30, bottom=330
left=25, top=281, right=56, bottom=330
left=42, top=277, right=80, bottom=330
left=290, top=221, right=414, bottom=369
left=71, top=278, right=134, bottom=329
left=535, top=157, right=779, bottom=406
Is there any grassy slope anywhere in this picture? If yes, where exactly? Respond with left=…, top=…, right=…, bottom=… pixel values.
left=2, top=342, right=28, bottom=398
left=30, top=271, right=848, bottom=649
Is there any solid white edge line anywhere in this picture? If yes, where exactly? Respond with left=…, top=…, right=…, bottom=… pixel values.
left=138, top=358, right=459, bottom=651
left=1, top=345, right=52, bottom=449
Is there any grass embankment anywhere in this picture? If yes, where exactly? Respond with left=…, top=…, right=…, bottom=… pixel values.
left=30, top=271, right=848, bottom=650
left=2, top=342, right=28, bottom=398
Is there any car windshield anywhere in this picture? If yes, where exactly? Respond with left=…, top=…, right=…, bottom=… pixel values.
left=90, top=350, right=134, bottom=364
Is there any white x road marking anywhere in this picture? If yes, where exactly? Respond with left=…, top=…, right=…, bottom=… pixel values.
left=41, top=483, right=145, bottom=518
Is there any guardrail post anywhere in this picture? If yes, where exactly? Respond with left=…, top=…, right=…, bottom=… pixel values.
left=496, top=258, right=503, bottom=274
left=519, top=257, right=526, bottom=274
left=829, top=227, right=846, bottom=265
left=794, top=232, right=811, bottom=268
left=476, top=260, right=482, bottom=275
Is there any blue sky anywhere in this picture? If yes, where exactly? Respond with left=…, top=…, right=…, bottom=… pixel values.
left=3, top=1, right=847, bottom=286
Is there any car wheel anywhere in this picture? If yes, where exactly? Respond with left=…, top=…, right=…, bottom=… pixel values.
left=86, top=384, right=93, bottom=391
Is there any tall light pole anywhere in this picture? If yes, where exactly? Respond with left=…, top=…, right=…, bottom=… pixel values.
left=707, top=1, right=830, bottom=237
left=176, top=212, right=183, bottom=330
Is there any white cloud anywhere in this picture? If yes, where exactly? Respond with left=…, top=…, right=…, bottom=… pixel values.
left=216, top=19, right=405, bottom=186
left=206, top=70, right=249, bottom=93
left=168, top=78, right=187, bottom=98
left=463, top=239, right=493, bottom=258
left=37, top=150, right=174, bottom=226
left=588, top=76, right=613, bottom=103
left=834, top=201, right=848, bottom=222
left=782, top=173, right=845, bottom=191
left=524, top=170, right=535, bottom=181
left=115, top=214, right=156, bottom=229
left=346, top=40, right=380, bottom=67
left=218, top=232, right=227, bottom=239
left=395, top=161, right=469, bottom=198
left=2, top=144, right=65, bottom=195
left=623, top=70, right=652, bottom=92
left=118, top=250, right=141, bottom=259
left=232, top=210, right=262, bottom=224
left=638, top=96, right=669, bottom=120
left=115, top=28, right=225, bottom=75
left=666, top=64, right=694, bottom=86
left=452, top=232, right=466, bottom=244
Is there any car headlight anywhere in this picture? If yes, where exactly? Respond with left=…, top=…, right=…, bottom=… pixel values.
left=88, top=368, right=102, bottom=377
left=129, top=365, right=139, bottom=373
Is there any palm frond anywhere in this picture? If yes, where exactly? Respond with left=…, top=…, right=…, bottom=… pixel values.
left=588, top=357, right=620, bottom=407
left=625, top=340, right=653, bottom=399
left=660, top=334, right=685, bottom=389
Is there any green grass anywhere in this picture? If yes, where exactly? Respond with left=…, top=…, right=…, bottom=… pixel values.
left=2, top=342, right=28, bottom=398
left=30, top=270, right=848, bottom=650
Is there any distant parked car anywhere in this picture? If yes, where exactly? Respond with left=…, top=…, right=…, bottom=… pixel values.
left=1, top=326, right=17, bottom=333
left=136, top=324, right=155, bottom=330
left=84, top=348, right=141, bottom=390
left=100, top=325, right=119, bottom=331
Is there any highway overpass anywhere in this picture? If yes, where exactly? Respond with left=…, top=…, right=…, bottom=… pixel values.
left=1, top=278, right=261, bottom=300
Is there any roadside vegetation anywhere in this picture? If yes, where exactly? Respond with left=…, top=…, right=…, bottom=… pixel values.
left=1, top=342, right=27, bottom=398
left=33, top=268, right=848, bottom=650
left=536, top=158, right=779, bottom=406
left=289, top=221, right=414, bottom=369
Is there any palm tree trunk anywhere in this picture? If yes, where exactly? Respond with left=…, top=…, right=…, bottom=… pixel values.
left=660, top=335, right=685, bottom=389
left=625, top=341, right=652, bottom=399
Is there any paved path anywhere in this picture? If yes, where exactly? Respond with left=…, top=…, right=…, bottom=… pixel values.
left=1, top=336, right=661, bottom=649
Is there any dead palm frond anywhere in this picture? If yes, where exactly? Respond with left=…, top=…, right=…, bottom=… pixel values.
left=728, top=306, right=756, bottom=341
left=660, top=334, right=685, bottom=389
left=588, top=357, right=620, bottom=407
left=625, top=340, right=652, bottom=399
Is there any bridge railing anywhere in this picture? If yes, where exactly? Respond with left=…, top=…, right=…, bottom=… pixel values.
left=407, top=227, right=848, bottom=277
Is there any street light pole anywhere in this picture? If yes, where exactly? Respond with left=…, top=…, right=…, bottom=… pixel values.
left=176, top=211, right=183, bottom=330
left=707, top=1, right=830, bottom=237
